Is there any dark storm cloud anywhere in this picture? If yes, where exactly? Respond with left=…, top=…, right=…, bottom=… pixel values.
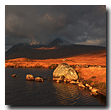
left=5, top=5, right=106, bottom=51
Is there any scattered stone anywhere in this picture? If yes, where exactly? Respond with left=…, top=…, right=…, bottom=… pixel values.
left=62, top=59, right=67, bottom=61
left=26, top=74, right=34, bottom=81
left=70, top=80, right=79, bottom=84
left=66, top=79, right=71, bottom=83
left=84, top=65, right=89, bottom=68
left=53, top=76, right=60, bottom=81
left=43, top=77, right=47, bottom=80
left=56, top=80, right=60, bottom=83
left=98, top=66, right=101, bottom=68
left=11, top=74, right=19, bottom=78
left=90, top=88, right=98, bottom=96
left=48, top=79, right=52, bottom=81
left=85, top=83, right=90, bottom=88
left=78, top=82, right=85, bottom=88
left=15, top=76, right=19, bottom=78
left=53, top=77, right=57, bottom=81
left=53, top=76, right=60, bottom=78
left=64, top=79, right=67, bottom=83
left=91, top=88, right=98, bottom=93
left=11, top=74, right=16, bottom=77
left=89, top=86, right=93, bottom=90
left=76, top=64, right=82, bottom=67
left=35, top=77, right=43, bottom=82
left=53, top=77, right=63, bottom=82
left=70, top=81, right=76, bottom=84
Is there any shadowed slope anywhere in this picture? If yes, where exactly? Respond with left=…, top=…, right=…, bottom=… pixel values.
left=5, top=43, right=106, bottom=60
left=5, top=38, right=106, bottom=60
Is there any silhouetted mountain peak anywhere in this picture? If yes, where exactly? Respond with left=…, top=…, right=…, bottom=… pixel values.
left=47, top=38, right=72, bottom=47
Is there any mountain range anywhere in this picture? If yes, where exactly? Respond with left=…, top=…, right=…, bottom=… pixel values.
left=5, top=38, right=106, bottom=60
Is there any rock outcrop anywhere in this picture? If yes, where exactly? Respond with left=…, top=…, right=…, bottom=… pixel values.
left=53, top=63, right=78, bottom=81
left=26, top=74, right=34, bottom=81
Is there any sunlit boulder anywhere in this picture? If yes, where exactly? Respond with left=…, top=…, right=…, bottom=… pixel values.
left=53, top=63, right=78, bottom=81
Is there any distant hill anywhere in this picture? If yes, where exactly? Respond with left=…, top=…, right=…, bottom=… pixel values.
left=5, top=38, right=106, bottom=60
left=5, top=43, right=46, bottom=57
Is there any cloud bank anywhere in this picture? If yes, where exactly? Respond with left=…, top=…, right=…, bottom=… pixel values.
left=5, top=5, right=106, bottom=51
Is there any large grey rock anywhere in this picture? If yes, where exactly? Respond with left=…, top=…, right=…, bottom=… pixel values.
left=53, top=63, right=78, bottom=80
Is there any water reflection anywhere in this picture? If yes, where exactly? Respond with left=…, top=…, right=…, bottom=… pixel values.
left=53, top=83, right=80, bottom=105
left=53, top=83, right=102, bottom=105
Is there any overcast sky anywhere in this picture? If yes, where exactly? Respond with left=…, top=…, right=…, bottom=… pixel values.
left=5, top=5, right=106, bottom=51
